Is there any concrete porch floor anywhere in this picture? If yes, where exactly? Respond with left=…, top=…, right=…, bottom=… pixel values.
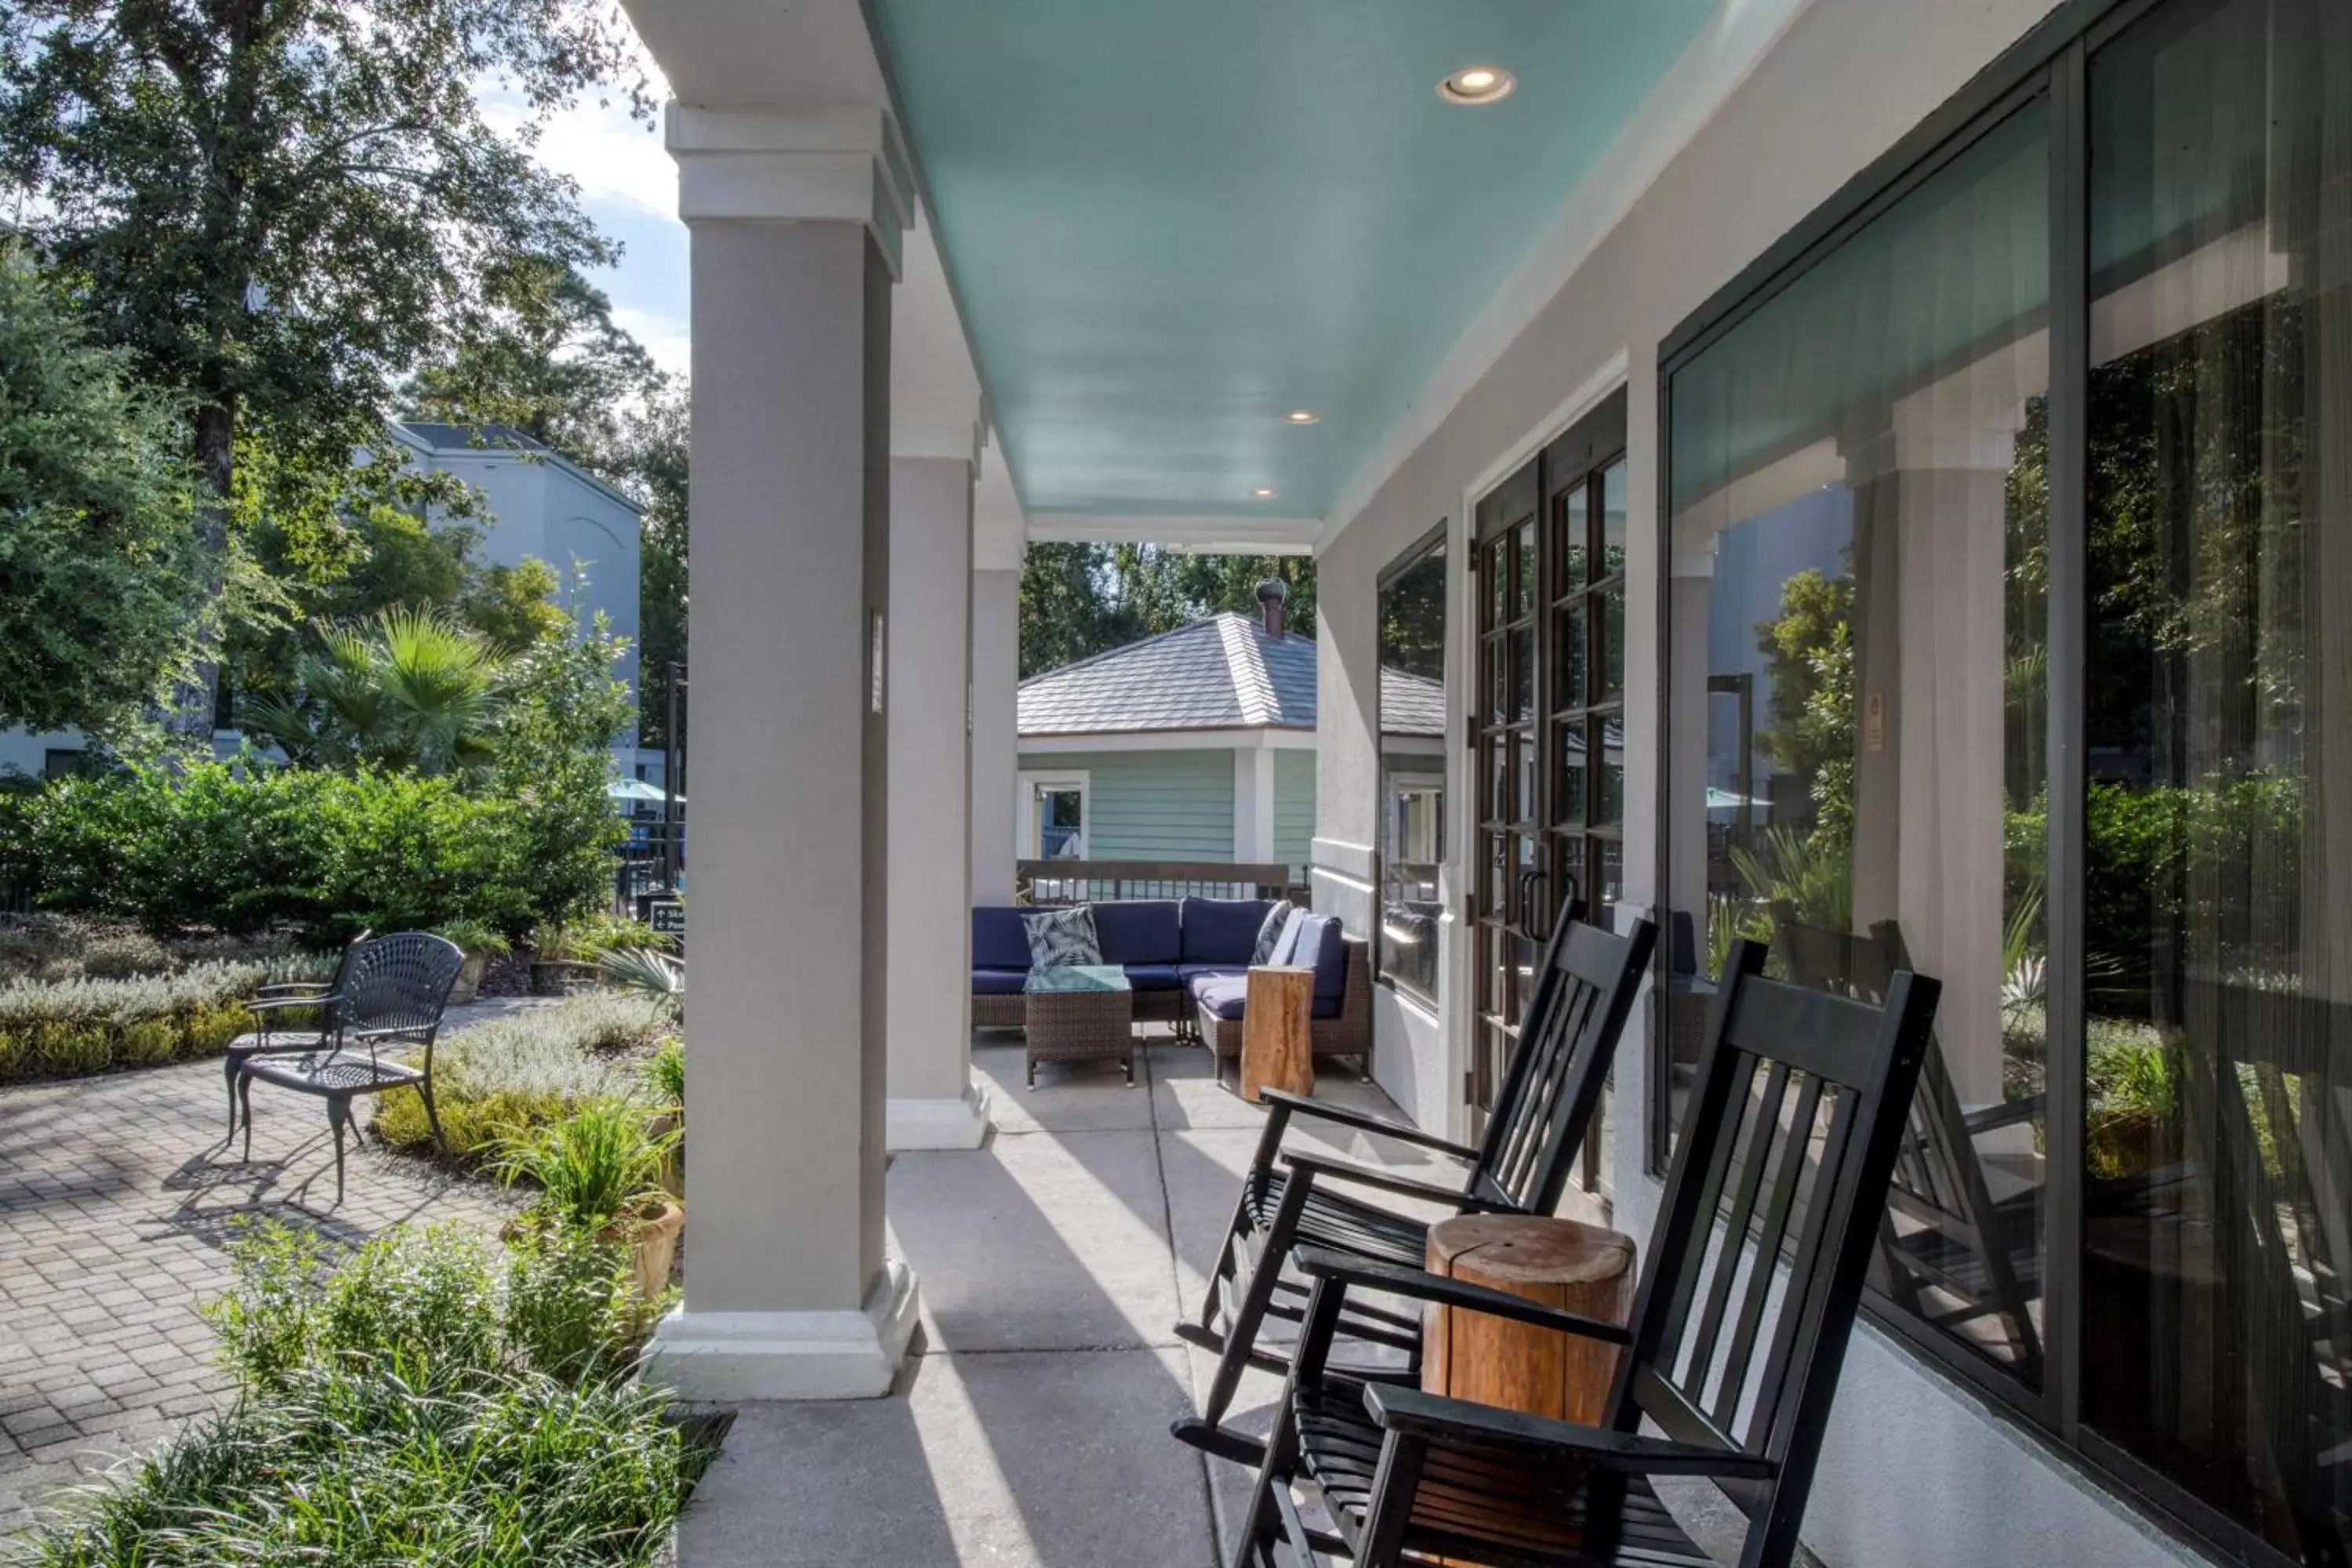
left=676, top=1031, right=1759, bottom=1567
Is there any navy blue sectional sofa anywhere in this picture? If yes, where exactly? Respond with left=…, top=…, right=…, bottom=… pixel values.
left=970, top=898, right=1370, bottom=1071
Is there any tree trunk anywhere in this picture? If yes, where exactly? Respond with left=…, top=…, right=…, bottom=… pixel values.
left=183, top=398, right=237, bottom=735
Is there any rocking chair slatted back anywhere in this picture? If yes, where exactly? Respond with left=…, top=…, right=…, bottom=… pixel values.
left=1467, top=911, right=1658, bottom=1215
left=1611, top=939, right=1940, bottom=1561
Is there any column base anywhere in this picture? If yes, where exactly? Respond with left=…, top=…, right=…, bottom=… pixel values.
left=886, top=1082, right=993, bottom=1150
left=642, top=1258, right=920, bottom=1400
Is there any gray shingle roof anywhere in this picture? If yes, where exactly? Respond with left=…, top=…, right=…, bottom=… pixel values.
left=1019, top=613, right=1316, bottom=736
left=1379, top=667, right=1446, bottom=738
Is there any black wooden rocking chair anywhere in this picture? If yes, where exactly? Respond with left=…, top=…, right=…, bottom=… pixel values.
left=223, top=928, right=370, bottom=1138
left=235, top=931, right=464, bottom=1202
left=1172, top=900, right=1656, bottom=1465
left=1223, top=938, right=1941, bottom=1568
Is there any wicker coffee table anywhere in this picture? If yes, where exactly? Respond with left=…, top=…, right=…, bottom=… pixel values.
left=1022, top=965, right=1135, bottom=1087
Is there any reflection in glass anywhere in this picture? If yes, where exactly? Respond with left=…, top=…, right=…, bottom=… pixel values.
left=1602, top=461, right=1629, bottom=579
left=1666, top=106, right=2052, bottom=1389
left=2080, top=3, right=2350, bottom=1556
left=1379, top=537, right=1448, bottom=1005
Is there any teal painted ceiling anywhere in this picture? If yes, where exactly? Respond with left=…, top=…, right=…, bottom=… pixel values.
left=870, top=0, right=1720, bottom=521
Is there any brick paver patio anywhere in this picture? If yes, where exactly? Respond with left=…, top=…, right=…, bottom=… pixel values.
left=0, top=1018, right=526, bottom=1535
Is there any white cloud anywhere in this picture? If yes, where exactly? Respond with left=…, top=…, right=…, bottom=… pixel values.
left=614, top=306, right=691, bottom=379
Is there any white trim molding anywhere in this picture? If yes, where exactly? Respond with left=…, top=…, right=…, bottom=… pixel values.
left=666, top=103, right=915, bottom=277
left=1016, top=768, right=1090, bottom=860
left=642, top=1258, right=920, bottom=1399
left=886, top=1083, right=994, bottom=1151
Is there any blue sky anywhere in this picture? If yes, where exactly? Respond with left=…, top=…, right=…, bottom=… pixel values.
left=490, top=36, right=691, bottom=381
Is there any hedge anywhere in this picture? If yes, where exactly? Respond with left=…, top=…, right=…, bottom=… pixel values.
left=0, top=761, right=590, bottom=940
left=0, top=960, right=275, bottom=1082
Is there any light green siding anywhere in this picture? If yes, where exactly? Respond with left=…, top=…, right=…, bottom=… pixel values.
left=1275, top=750, right=1316, bottom=878
left=1021, top=748, right=1234, bottom=862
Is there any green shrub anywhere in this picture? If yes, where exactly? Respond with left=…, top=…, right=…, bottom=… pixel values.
left=0, top=960, right=271, bottom=1083
left=372, top=994, right=662, bottom=1159
left=2, top=759, right=595, bottom=941
left=41, top=1223, right=702, bottom=1568
left=503, top=1225, right=659, bottom=1385
left=494, top=1098, right=676, bottom=1234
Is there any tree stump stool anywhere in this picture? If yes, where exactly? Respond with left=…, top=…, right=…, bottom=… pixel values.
left=1423, top=1214, right=1637, bottom=1426
left=1240, top=964, right=1314, bottom=1104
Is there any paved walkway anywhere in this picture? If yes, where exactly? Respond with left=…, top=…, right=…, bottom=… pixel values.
left=0, top=1003, right=531, bottom=1534
left=679, top=1034, right=1757, bottom=1567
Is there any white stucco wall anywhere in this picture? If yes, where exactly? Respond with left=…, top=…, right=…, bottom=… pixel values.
left=1313, top=0, right=2207, bottom=1562
left=416, top=448, right=644, bottom=738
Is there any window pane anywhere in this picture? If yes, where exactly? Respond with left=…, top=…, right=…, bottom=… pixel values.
left=1598, top=588, right=1625, bottom=702
left=1559, top=600, right=1590, bottom=709
left=1594, top=717, right=1624, bottom=828
left=1484, top=737, right=1508, bottom=823
left=2082, top=2, right=2352, bottom=1555
left=1557, top=486, right=1590, bottom=591
left=1559, top=724, right=1589, bottom=829
left=1601, top=461, right=1629, bottom=580
left=1514, top=523, right=1537, bottom=618
left=1486, top=537, right=1508, bottom=624
left=1515, top=731, right=1537, bottom=824
left=1664, top=104, right=2052, bottom=1393
left=1510, top=627, right=1534, bottom=724
left=1379, top=536, right=1448, bottom=1005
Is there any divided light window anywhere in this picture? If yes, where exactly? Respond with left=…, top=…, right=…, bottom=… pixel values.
left=1657, top=0, right=2350, bottom=1561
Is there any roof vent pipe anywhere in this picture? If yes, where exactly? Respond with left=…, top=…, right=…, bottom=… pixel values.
left=1256, top=578, right=1288, bottom=639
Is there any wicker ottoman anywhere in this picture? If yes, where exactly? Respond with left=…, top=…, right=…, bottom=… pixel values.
left=1022, top=965, right=1136, bottom=1087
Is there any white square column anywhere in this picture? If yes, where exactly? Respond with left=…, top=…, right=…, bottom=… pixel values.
left=970, top=566, right=1022, bottom=903
left=644, top=104, right=918, bottom=1399
left=886, top=456, right=990, bottom=1149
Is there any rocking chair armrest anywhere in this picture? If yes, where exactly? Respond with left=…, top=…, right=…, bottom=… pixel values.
left=1279, top=1149, right=1497, bottom=1211
left=1257, top=1090, right=1480, bottom=1159
left=252, top=981, right=332, bottom=997
left=1290, top=1246, right=1631, bottom=1345
left=346, top=1025, right=430, bottom=1044
left=1361, top=1386, right=1777, bottom=1480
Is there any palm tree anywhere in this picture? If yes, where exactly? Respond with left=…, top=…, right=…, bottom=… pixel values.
left=243, top=607, right=503, bottom=774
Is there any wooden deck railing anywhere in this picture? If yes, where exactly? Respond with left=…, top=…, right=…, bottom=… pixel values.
left=1015, top=859, right=1302, bottom=906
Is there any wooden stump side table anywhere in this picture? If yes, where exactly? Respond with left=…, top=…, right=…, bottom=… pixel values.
left=1423, top=1213, right=1637, bottom=1425
left=1240, top=964, right=1314, bottom=1104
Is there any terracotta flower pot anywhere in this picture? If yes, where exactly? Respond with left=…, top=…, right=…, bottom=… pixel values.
left=648, top=1111, right=684, bottom=1200
left=604, top=1198, right=684, bottom=1300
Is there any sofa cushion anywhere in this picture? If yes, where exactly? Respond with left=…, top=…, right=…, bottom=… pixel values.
left=1251, top=904, right=1294, bottom=964
left=1284, top=913, right=1348, bottom=1007
left=1189, top=968, right=1343, bottom=1024
left=1189, top=974, right=1250, bottom=1021
left=1180, top=897, right=1278, bottom=964
left=1177, top=963, right=1247, bottom=987
left=972, top=967, right=1029, bottom=996
left=1092, top=900, right=1181, bottom=966
left=1123, top=963, right=1182, bottom=992
left=1023, top=905, right=1103, bottom=967
left=972, top=906, right=1035, bottom=971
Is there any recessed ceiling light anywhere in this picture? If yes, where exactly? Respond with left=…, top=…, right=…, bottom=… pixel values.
left=1439, top=66, right=1515, bottom=105
left=1250, top=487, right=1279, bottom=499
left=1283, top=409, right=1321, bottom=425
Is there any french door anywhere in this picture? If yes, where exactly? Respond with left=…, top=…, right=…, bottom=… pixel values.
left=1469, top=392, right=1629, bottom=1145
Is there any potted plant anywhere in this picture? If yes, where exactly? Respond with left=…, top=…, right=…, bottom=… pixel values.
left=493, top=1098, right=684, bottom=1300
left=435, top=919, right=511, bottom=1005
left=641, top=1039, right=685, bottom=1199
left=527, top=923, right=604, bottom=996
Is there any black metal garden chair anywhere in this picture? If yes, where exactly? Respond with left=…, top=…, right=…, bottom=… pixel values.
left=1172, top=901, right=1656, bottom=1465
left=223, top=929, right=370, bottom=1139
left=1221, top=938, right=1941, bottom=1568
left=234, top=931, right=464, bottom=1203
